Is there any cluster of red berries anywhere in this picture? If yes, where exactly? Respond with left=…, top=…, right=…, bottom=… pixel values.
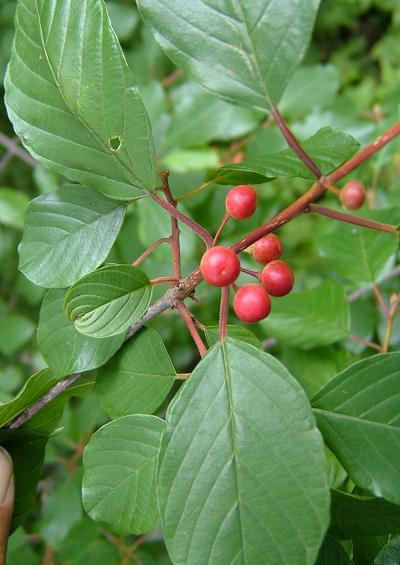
left=200, top=185, right=294, bottom=324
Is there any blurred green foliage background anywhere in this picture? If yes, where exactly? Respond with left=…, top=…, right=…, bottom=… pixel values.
left=0, top=0, right=399, bottom=562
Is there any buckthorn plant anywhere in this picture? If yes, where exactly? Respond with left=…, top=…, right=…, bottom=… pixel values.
left=0, top=1, right=400, bottom=564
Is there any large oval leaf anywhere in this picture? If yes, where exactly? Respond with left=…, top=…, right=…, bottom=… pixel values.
left=96, top=327, right=176, bottom=418
left=317, top=208, right=400, bottom=285
left=38, top=289, right=125, bottom=378
left=137, top=0, right=320, bottom=111
left=159, top=338, right=330, bottom=565
left=312, top=353, right=400, bottom=504
left=64, top=265, right=152, bottom=338
left=262, top=280, right=350, bottom=349
left=82, top=415, right=165, bottom=534
left=5, top=0, right=156, bottom=199
left=19, top=186, right=126, bottom=288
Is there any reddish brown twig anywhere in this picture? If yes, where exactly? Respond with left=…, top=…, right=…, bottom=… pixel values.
left=160, top=171, right=182, bottom=279
left=271, top=108, right=322, bottom=179
left=176, top=301, right=207, bottom=357
left=308, top=204, right=399, bottom=235
left=213, top=213, right=230, bottom=245
left=132, top=238, right=171, bottom=267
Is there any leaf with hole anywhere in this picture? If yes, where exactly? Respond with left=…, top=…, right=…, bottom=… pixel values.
left=5, top=0, right=156, bottom=199
left=82, top=414, right=165, bottom=535
left=159, top=338, right=330, bottom=564
left=19, top=186, right=126, bottom=288
left=65, top=265, right=152, bottom=338
left=312, top=353, right=400, bottom=504
left=96, top=327, right=176, bottom=418
left=137, top=0, right=321, bottom=111
left=38, top=289, right=125, bottom=378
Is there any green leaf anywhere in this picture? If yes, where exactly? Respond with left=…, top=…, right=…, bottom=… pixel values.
left=318, top=208, right=400, bottom=285
left=38, top=289, right=125, bottom=378
left=279, top=64, right=340, bottom=119
left=19, top=186, right=126, bottom=288
left=65, top=265, right=152, bottom=338
left=82, top=414, right=165, bottom=534
left=204, top=324, right=263, bottom=350
left=96, top=327, right=175, bottom=418
left=0, top=314, right=35, bottom=356
left=162, top=148, right=219, bottom=173
left=312, top=353, right=400, bottom=504
left=137, top=0, right=321, bottom=111
left=329, top=490, right=400, bottom=540
left=5, top=0, right=156, bottom=199
left=315, top=536, right=352, bottom=565
left=262, top=281, right=350, bottom=349
left=375, top=537, right=400, bottom=565
left=40, top=471, right=83, bottom=549
left=106, top=1, right=139, bottom=42
left=0, top=188, right=29, bottom=229
left=206, top=127, right=360, bottom=184
left=163, top=83, right=261, bottom=150
left=0, top=429, right=47, bottom=531
left=0, top=369, right=56, bottom=427
left=159, top=339, right=330, bottom=564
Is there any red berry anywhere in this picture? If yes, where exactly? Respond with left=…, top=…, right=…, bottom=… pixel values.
left=200, top=246, right=240, bottom=287
left=260, top=260, right=294, bottom=297
left=251, top=234, right=283, bottom=264
left=233, top=284, right=271, bottom=323
left=340, top=180, right=366, bottom=210
left=226, top=185, right=257, bottom=220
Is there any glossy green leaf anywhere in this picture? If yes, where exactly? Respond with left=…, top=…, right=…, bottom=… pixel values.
left=206, top=127, right=360, bottom=184
left=65, top=265, right=152, bottom=338
left=5, top=0, right=156, bottom=199
left=19, top=186, right=126, bottom=288
left=329, top=490, right=400, bottom=540
left=163, top=83, right=261, bottom=150
left=262, top=281, right=350, bottom=349
left=0, top=369, right=56, bottom=427
left=159, top=339, right=330, bottom=564
left=0, top=188, right=29, bottom=229
left=37, top=289, right=125, bottom=378
left=0, top=314, right=35, bottom=356
left=318, top=208, right=400, bottom=285
left=315, top=536, right=352, bottom=565
left=96, top=327, right=176, bottom=418
left=312, top=353, right=400, bottom=504
left=375, top=537, right=400, bottom=565
left=82, top=414, right=166, bottom=534
left=137, top=0, right=320, bottom=111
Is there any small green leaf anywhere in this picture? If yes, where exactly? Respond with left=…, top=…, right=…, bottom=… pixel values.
left=137, top=0, right=320, bottom=111
left=19, top=186, right=126, bottom=289
left=329, top=489, right=400, bottom=540
left=65, top=265, right=152, bottom=338
left=5, top=0, right=156, bottom=199
left=0, top=369, right=56, bottom=427
left=318, top=208, right=400, bottom=285
left=159, top=339, right=330, bottom=564
left=206, top=127, right=360, bottom=184
left=375, top=537, right=400, bottom=565
left=204, top=324, right=263, bottom=350
left=0, top=188, right=29, bottom=229
left=312, top=353, right=400, bottom=504
left=82, top=415, right=165, bottom=534
left=0, top=314, right=35, bottom=356
left=38, top=289, right=125, bottom=378
left=96, top=327, right=176, bottom=418
left=262, top=281, right=350, bottom=349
